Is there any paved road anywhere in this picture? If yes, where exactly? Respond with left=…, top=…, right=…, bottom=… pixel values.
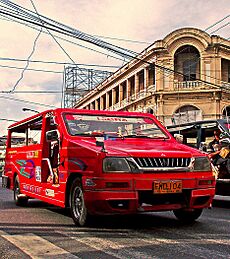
left=0, top=178, right=229, bottom=259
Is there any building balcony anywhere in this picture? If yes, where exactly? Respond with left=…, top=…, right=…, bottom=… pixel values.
left=174, top=80, right=203, bottom=90
left=107, top=85, right=155, bottom=111
left=174, top=80, right=230, bottom=91
left=221, top=81, right=230, bottom=88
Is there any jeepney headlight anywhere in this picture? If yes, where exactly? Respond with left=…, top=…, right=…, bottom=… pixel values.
left=103, top=157, right=139, bottom=173
left=189, top=157, right=211, bottom=172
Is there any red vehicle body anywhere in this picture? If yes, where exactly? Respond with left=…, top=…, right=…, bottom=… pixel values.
left=2, top=108, right=216, bottom=226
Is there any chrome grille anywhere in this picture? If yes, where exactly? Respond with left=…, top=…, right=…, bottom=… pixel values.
left=134, top=157, right=191, bottom=168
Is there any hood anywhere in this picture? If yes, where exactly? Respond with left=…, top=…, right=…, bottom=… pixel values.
left=70, top=137, right=202, bottom=158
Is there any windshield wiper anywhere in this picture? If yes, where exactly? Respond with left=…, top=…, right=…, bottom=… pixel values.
left=71, top=133, right=91, bottom=136
left=71, top=132, right=123, bottom=138
left=125, top=134, right=166, bottom=139
left=125, top=134, right=151, bottom=138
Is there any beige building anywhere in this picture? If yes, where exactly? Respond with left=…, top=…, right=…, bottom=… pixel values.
left=75, top=28, right=230, bottom=126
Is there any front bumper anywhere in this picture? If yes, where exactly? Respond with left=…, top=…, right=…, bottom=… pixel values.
left=84, top=186, right=215, bottom=215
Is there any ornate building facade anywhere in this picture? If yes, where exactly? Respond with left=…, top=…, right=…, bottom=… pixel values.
left=74, top=28, right=230, bottom=126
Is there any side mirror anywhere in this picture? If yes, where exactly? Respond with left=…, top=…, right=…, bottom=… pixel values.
left=95, top=137, right=106, bottom=152
left=46, top=130, right=59, bottom=142
left=174, top=133, right=183, bottom=143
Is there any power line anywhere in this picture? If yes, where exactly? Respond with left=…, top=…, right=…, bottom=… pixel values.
left=0, top=95, right=57, bottom=108
left=29, top=0, right=108, bottom=90
left=0, top=56, right=120, bottom=69
left=9, top=27, right=43, bottom=93
left=0, top=13, right=127, bottom=64
left=0, top=90, right=88, bottom=94
left=0, top=1, right=198, bottom=82
left=92, top=34, right=151, bottom=45
left=0, top=13, right=128, bottom=64
left=0, top=63, right=63, bottom=73
left=0, top=118, right=17, bottom=122
left=210, top=22, right=230, bottom=34
left=1, top=90, right=62, bottom=94
left=0, top=0, right=224, bottom=90
left=204, top=14, right=230, bottom=31
left=29, top=0, right=75, bottom=66
left=0, top=1, right=229, bottom=104
left=0, top=0, right=138, bottom=59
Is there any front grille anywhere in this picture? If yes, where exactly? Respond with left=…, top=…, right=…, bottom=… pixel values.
left=134, top=157, right=191, bottom=168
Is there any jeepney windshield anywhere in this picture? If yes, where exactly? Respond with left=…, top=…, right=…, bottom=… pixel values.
left=64, top=114, right=169, bottom=139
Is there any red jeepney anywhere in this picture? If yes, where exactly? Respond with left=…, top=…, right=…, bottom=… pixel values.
left=2, top=108, right=216, bottom=226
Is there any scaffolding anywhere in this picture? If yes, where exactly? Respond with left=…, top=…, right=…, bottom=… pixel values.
left=64, top=66, right=113, bottom=108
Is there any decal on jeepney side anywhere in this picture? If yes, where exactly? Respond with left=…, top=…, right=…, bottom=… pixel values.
left=8, top=151, right=17, bottom=154
left=16, top=159, right=35, bottom=179
left=45, top=189, right=55, bottom=197
left=22, top=184, right=41, bottom=194
left=27, top=151, right=39, bottom=159
left=59, top=172, right=64, bottom=180
left=35, top=166, right=41, bottom=182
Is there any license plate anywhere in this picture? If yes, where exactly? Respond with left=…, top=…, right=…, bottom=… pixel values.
left=153, top=180, right=182, bottom=194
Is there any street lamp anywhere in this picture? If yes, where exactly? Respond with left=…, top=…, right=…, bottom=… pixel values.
left=22, top=108, right=39, bottom=114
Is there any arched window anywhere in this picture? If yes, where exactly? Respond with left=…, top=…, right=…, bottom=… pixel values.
left=172, top=105, right=202, bottom=124
left=174, top=45, right=200, bottom=82
left=183, top=59, right=197, bottom=81
left=222, top=106, right=230, bottom=118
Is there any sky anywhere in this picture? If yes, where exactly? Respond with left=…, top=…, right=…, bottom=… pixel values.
left=0, top=0, right=229, bottom=136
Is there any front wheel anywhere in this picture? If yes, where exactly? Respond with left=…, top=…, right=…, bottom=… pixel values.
left=14, top=175, right=28, bottom=206
left=69, top=178, right=89, bottom=226
left=173, top=208, right=203, bottom=223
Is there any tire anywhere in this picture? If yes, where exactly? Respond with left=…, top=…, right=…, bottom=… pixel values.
left=69, top=178, right=89, bottom=226
left=173, top=208, right=203, bottom=223
left=14, top=175, right=28, bottom=206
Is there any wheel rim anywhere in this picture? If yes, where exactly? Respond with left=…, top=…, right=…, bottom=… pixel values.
left=14, top=182, right=20, bottom=201
left=73, top=186, right=84, bottom=219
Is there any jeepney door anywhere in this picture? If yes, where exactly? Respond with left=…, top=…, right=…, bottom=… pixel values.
left=41, top=112, right=59, bottom=184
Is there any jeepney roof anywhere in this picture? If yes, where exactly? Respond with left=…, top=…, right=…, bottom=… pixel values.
left=8, top=108, right=164, bottom=131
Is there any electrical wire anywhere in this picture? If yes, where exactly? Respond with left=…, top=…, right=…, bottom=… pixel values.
left=92, top=34, right=151, bottom=45
left=0, top=56, right=120, bottom=69
left=0, top=1, right=229, bottom=115
left=210, top=22, right=230, bottom=35
left=204, top=14, right=230, bottom=31
left=0, top=90, right=88, bottom=94
left=0, top=63, right=63, bottom=73
left=0, top=118, right=17, bottom=122
left=0, top=0, right=138, bottom=59
left=8, top=27, right=43, bottom=93
left=1, top=0, right=227, bottom=91
left=0, top=13, right=128, bottom=64
left=1, top=90, right=62, bottom=94
left=29, top=0, right=105, bottom=88
left=0, top=95, right=57, bottom=108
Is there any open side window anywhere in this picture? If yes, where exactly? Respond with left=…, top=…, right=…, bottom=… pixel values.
left=8, top=116, right=43, bottom=148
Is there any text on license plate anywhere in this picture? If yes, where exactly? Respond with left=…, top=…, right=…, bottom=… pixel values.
left=153, top=180, right=182, bottom=194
